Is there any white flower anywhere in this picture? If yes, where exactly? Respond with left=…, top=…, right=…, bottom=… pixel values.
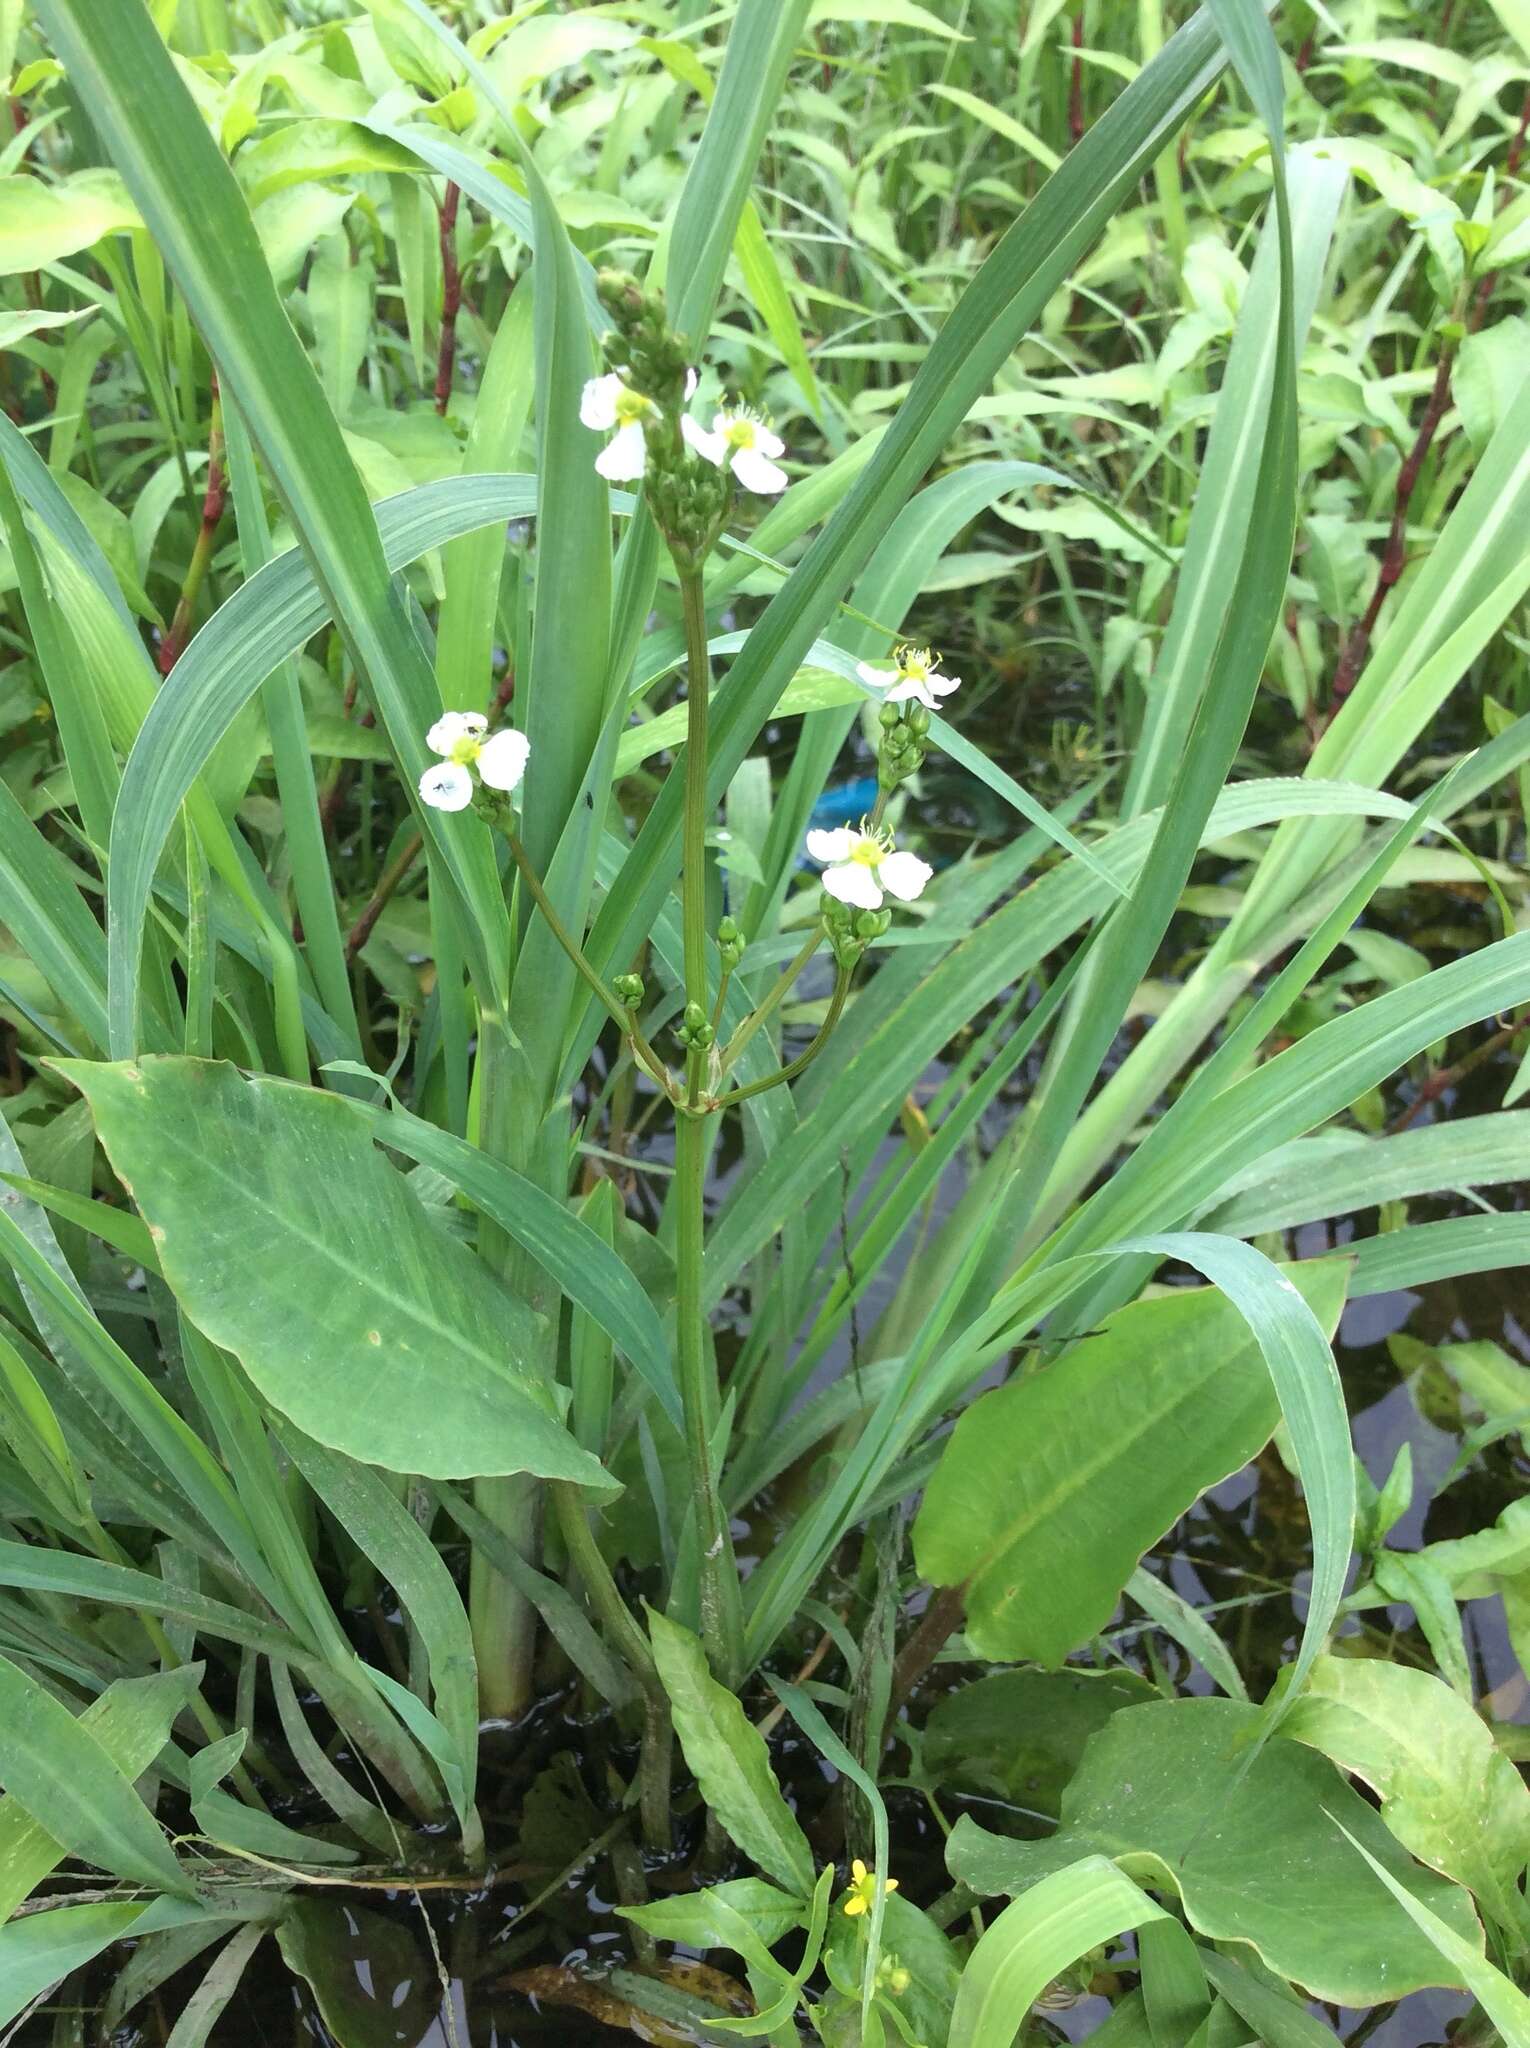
left=477, top=727, right=530, bottom=792
left=683, top=407, right=788, bottom=495
left=419, top=716, right=530, bottom=811
left=425, top=709, right=487, bottom=755
left=580, top=372, right=658, bottom=481
left=806, top=822, right=932, bottom=912
left=420, top=761, right=474, bottom=812
left=856, top=644, right=960, bottom=712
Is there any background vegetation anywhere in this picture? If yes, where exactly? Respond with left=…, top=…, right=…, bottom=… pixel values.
left=0, top=0, right=1528, bottom=2042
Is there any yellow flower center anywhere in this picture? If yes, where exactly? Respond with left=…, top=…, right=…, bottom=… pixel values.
left=724, top=415, right=759, bottom=451
left=897, top=643, right=936, bottom=682
left=613, top=388, right=652, bottom=426
left=449, top=736, right=483, bottom=767
left=849, top=821, right=894, bottom=868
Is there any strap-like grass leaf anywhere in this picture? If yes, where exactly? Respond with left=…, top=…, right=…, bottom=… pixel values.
left=0, top=1667, right=202, bottom=1920
left=0, top=1651, right=194, bottom=1899
left=950, top=1858, right=1167, bottom=2048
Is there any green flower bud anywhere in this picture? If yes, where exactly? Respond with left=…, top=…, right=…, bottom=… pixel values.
left=878, top=700, right=902, bottom=731
left=612, top=973, right=645, bottom=1009
left=905, top=703, right=931, bottom=738
left=717, top=916, right=745, bottom=970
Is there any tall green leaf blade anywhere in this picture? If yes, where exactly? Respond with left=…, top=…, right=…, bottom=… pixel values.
left=664, top=0, right=815, bottom=343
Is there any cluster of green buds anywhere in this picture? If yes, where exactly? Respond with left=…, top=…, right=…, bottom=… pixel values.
left=716, top=915, right=745, bottom=972
left=595, top=269, right=691, bottom=415
left=674, top=999, right=715, bottom=1054
left=877, top=697, right=930, bottom=792
left=821, top=894, right=892, bottom=971
left=612, top=972, right=645, bottom=1012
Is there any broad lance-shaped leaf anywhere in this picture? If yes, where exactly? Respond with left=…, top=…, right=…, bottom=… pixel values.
left=912, top=1260, right=1348, bottom=1663
left=1284, top=1656, right=1530, bottom=1941
left=647, top=1610, right=814, bottom=1897
left=948, top=1698, right=1484, bottom=2008
left=56, top=1059, right=613, bottom=1490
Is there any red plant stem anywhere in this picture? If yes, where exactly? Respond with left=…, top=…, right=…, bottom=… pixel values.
left=1069, top=6, right=1084, bottom=144
left=433, top=182, right=462, bottom=416
left=1327, top=336, right=1456, bottom=711
left=158, top=379, right=226, bottom=675
left=346, top=831, right=423, bottom=964
left=1329, top=81, right=1530, bottom=720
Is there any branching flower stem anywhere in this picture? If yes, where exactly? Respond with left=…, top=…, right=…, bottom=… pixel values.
left=713, top=965, right=853, bottom=1111
left=501, top=826, right=676, bottom=1096
left=718, top=928, right=825, bottom=1079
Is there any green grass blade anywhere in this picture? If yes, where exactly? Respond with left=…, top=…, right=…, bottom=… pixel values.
left=664, top=0, right=815, bottom=344
left=1117, top=1233, right=1352, bottom=1721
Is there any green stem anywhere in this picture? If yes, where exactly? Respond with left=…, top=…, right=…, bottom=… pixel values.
left=469, top=1010, right=539, bottom=1720
left=674, top=1097, right=744, bottom=1684
left=504, top=826, right=675, bottom=1095
left=679, top=569, right=712, bottom=1010
left=718, top=929, right=824, bottom=1079
left=713, top=967, right=852, bottom=1110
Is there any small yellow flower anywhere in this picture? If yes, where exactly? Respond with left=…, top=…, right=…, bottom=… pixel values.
left=841, top=1858, right=899, bottom=1917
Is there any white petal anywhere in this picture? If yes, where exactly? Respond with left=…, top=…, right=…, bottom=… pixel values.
left=881, top=675, right=929, bottom=707
left=684, top=368, right=698, bottom=397
left=823, top=862, right=884, bottom=911
left=930, top=670, right=960, bottom=696
left=730, top=447, right=788, bottom=495
left=595, top=420, right=649, bottom=481
left=710, top=410, right=734, bottom=437
left=755, top=425, right=786, bottom=459
left=879, top=851, right=932, bottom=902
left=857, top=661, right=894, bottom=690
left=806, top=826, right=854, bottom=864
left=682, top=413, right=726, bottom=466
left=477, top=727, right=530, bottom=792
left=426, top=710, right=474, bottom=755
left=580, top=373, right=623, bottom=430
left=419, top=761, right=474, bottom=812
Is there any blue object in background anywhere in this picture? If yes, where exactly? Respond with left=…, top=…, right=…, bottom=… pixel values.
left=797, top=777, right=881, bottom=868
left=808, top=777, right=879, bottom=829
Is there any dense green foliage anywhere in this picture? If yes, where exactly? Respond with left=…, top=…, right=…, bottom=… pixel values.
left=0, top=0, right=1528, bottom=2041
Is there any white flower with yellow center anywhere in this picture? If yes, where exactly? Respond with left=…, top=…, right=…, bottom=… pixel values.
left=419, top=713, right=530, bottom=812
left=682, top=406, right=788, bottom=495
left=806, top=821, right=932, bottom=911
left=580, top=372, right=659, bottom=481
left=856, top=644, right=960, bottom=711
